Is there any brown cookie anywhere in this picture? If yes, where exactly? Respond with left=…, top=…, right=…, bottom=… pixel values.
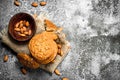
left=38, top=45, right=57, bottom=64
left=40, top=53, right=57, bottom=64
left=44, top=19, right=58, bottom=31
left=28, top=31, right=58, bottom=64
left=17, top=53, right=40, bottom=69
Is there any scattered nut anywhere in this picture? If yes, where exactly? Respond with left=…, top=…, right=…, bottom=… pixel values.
left=57, top=49, right=61, bottom=54
left=60, top=50, right=63, bottom=56
left=24, top=31, right=29, bottom=35
left=57, top=49, right=63, bottom=56
left=57, top=44, right=62, bottom=49
left=40, top=1, right=47, bottom=6
left=28, top=30, right=32, bottom=35
left=31, top=2, right=38, bottom=7
left=14, top=28, right=20, bottom=31
left=20, top=20, right=23, bottom=24
left=21, top=68, right=27, bottom=75
left=62, top=77, right=69, bottom=80
left=23, top=20, right=26, bottom=25
left=54, top=69, right=61, bottom=76
left=25, top=21, right=29, bottom=27
left=3, top=55, right=8, bottom=62
left=20, top=28, right=24, bottom=34
left=19, top=23, right=23, bottom=28
left=22, top=26, right=27, bottom=31
left=15, top=22, right=20, bottom=28
left=19, top=33, right=26, bottom=37
left=14, top=0, right=21, bottom=6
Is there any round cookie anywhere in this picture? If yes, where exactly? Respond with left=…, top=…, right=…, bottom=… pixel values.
left=38, top=43, right=58, bottom=64
left=17, top=53, right=40, bottom=69
left=29, top=34, right=52, bottom=61
left=40, top=51, right=57, bottom=64
left=29, top=39, right=56, bottom=61
left=28, top=31, right=58, bottom=64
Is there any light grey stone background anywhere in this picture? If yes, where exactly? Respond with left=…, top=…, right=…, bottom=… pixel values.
left=1, top=0, right=120, bottom=80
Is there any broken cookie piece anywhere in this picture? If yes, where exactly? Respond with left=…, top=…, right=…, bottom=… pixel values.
left=44, top=19, right=58, bottom=31
left=17, top=53, right=40, bottom=69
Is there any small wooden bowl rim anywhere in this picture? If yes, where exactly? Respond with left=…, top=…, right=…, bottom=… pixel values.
left=8, top=12, right=36, bottom=42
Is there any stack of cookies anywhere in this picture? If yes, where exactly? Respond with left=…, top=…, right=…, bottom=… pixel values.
left=17, top=19, right=64, bottom=69
left=29, top=31, right=58, bottom=64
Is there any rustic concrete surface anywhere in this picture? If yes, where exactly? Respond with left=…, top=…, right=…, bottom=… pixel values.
left=1, top=0, right=120, bottom=80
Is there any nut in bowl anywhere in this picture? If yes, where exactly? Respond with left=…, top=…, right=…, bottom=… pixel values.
left=8, top=12, right=36, bottom=41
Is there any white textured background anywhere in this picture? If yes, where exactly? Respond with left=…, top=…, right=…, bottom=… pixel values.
left=1, top=0, right=120, bottom=80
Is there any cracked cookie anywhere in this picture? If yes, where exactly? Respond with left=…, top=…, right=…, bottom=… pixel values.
left=28, top=31, right=58, bottom=64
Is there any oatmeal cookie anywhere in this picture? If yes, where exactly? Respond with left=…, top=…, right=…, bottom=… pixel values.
left=28, top=31, right=58, bottom=64
left=17, top=53, right=40, bottom=69
left=38, top=45, right=57, bottom=64
left=44, top=19, right=58, bottom=31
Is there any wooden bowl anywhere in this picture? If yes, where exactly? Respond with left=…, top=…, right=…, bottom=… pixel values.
left=8, top=12, right=36, bottom=41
